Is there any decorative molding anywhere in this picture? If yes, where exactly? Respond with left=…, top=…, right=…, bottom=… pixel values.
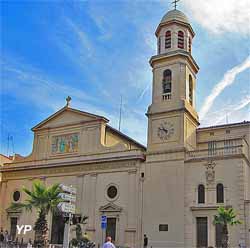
left=146, top=147, right=186, bottom=156
left=99, top=202, right=122, bottom=213
left=6, top=206, right=22, bottom=218
left=0, top=150, right=144, bottom=173
left=125, top=228, right=136, bottom=233
left=2, top=160, right=139, bottom=180
left=204, top=161, right=216, bottom=185
left=190, top=205, right=232, bottom=211
left=128, top=169, right=137, bottom=174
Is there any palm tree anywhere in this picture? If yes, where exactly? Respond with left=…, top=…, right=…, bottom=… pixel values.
left=11, top=180, right=63, bottom=247
left=213, top=206, right=242, bottom=248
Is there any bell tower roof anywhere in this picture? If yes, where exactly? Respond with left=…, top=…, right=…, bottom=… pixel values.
left=156, top=9, right=194, bottom=37
left=160, top=9, right=189, bottom=24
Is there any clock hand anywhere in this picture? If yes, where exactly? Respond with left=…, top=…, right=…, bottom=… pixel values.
left=162, top=127, right=168, bottom=133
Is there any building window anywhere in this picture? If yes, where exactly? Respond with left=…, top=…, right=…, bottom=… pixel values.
left=208, top=141, right=217, bottom=156
left=178, top=31, right=184, bottom=49
left=159, top=224, right=168, bottom=231
left=162, top=69, right=172, bottom=94
left=165, top=31, right=171, bottom=49
left=216, top=183, right=224, bottom=203
left=188, top=36, right=192, bottom=52
left=224, top=139, right=234, bottom=154
left=198, top=184, right=205, bottom=204
left=216, top=223, right=223, bottom=247
left=158, top=37, right=161, bottom=54
left=107, top=185, right=118, bottom=199
left=189, top=75, right=193, bottom=105
left=13, top=191, right=20, bottom=202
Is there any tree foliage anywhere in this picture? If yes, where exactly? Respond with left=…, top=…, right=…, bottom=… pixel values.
left=213, top=206, right=242, bottom=248
left=10, top=180, right=63, bottom=247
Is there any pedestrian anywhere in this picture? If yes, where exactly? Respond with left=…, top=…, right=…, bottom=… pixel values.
left=27, top=238, right=32, bottom=248
left=83, top=232, right=89, bottom=241
left=143, top=234, right=148, bottom=248
left=0, top=228, right=4, bottom=247
left=4, top=230, right=10, bottom=247
left=102, top=236, right=115, bottom=248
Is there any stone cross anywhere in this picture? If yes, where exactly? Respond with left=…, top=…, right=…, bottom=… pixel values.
left=172, top=0, right=180, bottom=10
left=66, top=96, right=72, bottom=107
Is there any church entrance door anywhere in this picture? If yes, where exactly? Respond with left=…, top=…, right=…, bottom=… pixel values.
left=106, top=217, right=116, bottom=243
left=196, top=217, right=208, bottom=247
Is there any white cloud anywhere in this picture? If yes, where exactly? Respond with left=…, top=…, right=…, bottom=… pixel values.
left=199, top=56, right=250, bottom=120
left=2, top=60, right=148, bottom=145
left=2, top=62, right=96, bottom=111
left=201, top=95, right=250, bottom=126
left=55, top=16, right=95, bottom=69
left=182, top=0, right=250, bottom=35
left=214, top=95, right=250, bottom=124
left=65, top=17, right=93, bottom=56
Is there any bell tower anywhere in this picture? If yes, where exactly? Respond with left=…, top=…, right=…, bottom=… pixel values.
left=147, top=9, right=200, bottom=152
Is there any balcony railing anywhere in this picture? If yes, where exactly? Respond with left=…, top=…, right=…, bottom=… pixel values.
left=186, top=145, right=246, bottom=160
left=162, top=93, right=171, bottom=100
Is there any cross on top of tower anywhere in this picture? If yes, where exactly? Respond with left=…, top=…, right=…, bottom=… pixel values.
left=172, top=0, right=180, bottom=10
left=66, top=96, right=72, bottom=107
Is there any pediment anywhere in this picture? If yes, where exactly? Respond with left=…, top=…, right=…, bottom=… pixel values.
left=32, top=107, right=108, bottom=131
left=99, top=202, right=122, bottom=212
left=6, top=206, right=22, bottom=217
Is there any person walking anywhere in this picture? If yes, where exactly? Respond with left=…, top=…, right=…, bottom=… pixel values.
left=4, top=230, right=10, bottom=247
left=0, top=228, right=4, bottom=247
left=27, top=238, right=33, bottom=248
left=143, top=234, right=148, bottom=248
left=102, top=236, right=115, bottom=248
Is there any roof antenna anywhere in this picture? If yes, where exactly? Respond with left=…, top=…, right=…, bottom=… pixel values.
left=11, top=135, right=15, bottom=155
left=7, top=134, right=15, bottom=156
left=7, top=133, right=10, bottom=156
left=172, top=0, right=180, bottom=10
left=118, top=95, right=123, bottom=131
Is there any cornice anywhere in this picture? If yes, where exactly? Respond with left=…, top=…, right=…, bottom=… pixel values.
left=2, top=160, right=140, bottom=180
left=185, top=153, right=250, bottom=166
left=146, top=106, right=200, bottom=126
left=190, top=205, right=232, bottom=211
left=0, top=151, right=145, bottom=173
left=146, top=146, right=186, bottom=156
left=155, top=20, right=195, bottom=37
left=149, top=50, right=199, bottom=73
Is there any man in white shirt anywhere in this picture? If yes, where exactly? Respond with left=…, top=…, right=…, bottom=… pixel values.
left=102, top=236, right=116, bottom=248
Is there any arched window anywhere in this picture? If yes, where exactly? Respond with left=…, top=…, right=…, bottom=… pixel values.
left=217, top=183, right=224, bottom=203
left=188, top=37, right=192, bottom=53
left=162, top=69, right=172, bottom=94
left=198, top=184, right=205, bottom=204
left=178, top=31, right=184, bottom=49
left=165, top=31, right=171, bottom=49
left=189, top=75, right=193, bottom=105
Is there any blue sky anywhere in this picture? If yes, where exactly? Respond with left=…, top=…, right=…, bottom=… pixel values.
left=1, top=0, right=250, bottom=156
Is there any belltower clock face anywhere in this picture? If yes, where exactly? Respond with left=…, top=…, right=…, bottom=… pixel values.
left=157, top=121, right=174, bottom=141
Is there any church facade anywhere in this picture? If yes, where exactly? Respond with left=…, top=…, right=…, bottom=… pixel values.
left=0, top=9, right=250, bottom=248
